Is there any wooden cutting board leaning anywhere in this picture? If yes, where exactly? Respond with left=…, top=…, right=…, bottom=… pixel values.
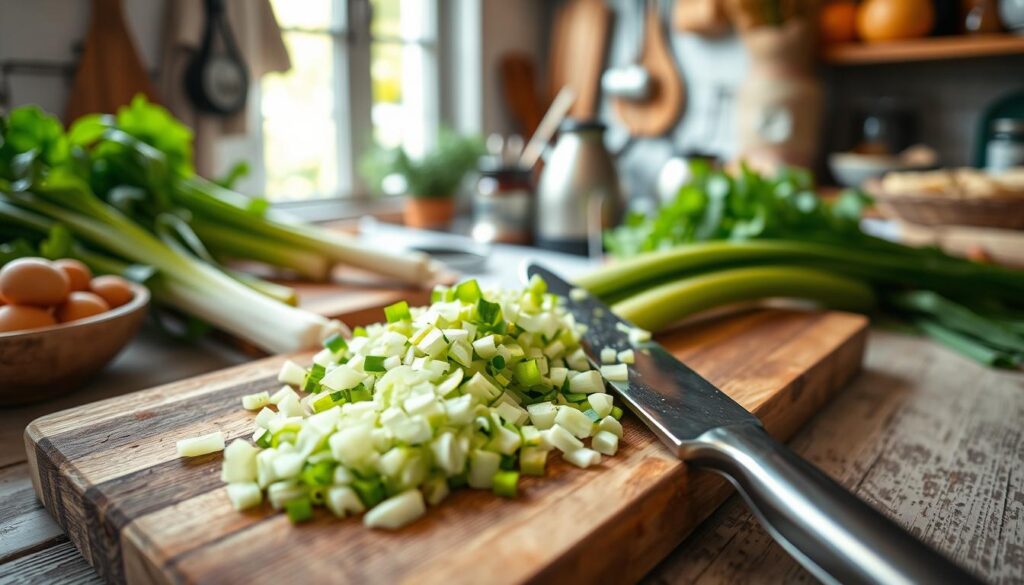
left=24, top=308, right=867, bottom=584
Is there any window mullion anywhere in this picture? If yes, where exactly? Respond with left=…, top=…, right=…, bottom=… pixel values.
left=343, top=0, right=374, bottom=197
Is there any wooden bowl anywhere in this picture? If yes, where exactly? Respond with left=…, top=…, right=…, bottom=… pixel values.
left=866, top=179, right=1024, bottom=230
left=0, top=284, right=150, bottom=405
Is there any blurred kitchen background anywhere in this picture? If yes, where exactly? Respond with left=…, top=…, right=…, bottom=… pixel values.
left=2, top=0, right=1024, bottom=259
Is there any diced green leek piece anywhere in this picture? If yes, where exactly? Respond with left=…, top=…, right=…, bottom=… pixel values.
left=353, top=326, right=368, bottom=337
left=349, top=384, right=372, bottom=402
left=352, top=478, right=386, bottom=508
left=455, top=279, right=483, bottom=303
left=285, top=496, right=313, bottom=523
left=514, top=359, right=542, bottom=386
left=492, top=470, right=519, bottom=498
left=301, top=461, right=335, bottom=486
left=431, top=285, right=450, bottom=303
left=563, top=392, right=588, bottom=403
left=385, top=301, right=412, bottom=323
left=476, top=298, right=502, bottom=327
left=611, top=406, right=624, bottom=420
left=323, top=332, right=348, bottom=353
left=364, top=355, right=387, bottom=372
left=490, top=355, right=506, bottom=371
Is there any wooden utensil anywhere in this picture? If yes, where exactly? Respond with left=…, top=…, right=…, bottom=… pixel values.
left=27, top=308, right=867, bottom=584
left=548, top=0, right=612, bottom=120
left=498, top=54, right=544, bottom=136
left=65, top=0, right=160, bottom=122
left=612, top=0, right=686, bottom=137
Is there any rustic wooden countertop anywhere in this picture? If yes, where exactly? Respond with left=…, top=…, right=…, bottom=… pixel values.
left=1, top=327, right=1021, bottom=584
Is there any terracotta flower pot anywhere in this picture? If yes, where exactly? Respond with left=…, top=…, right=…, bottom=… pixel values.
left=404, top=196, right=456, bottom=230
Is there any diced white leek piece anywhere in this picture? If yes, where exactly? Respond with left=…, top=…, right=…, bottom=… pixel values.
left=402, top=345, right=416, bottom=365
left=176, top=432, right=225, bottom=457
left=600, top=364, right=629, bottom=382
left=404, top=393, right=441, bottom=419
left=554, top=406, right=595, bottom=439
left=321, top=364, right=364, bottom=391
left=472, top=335, right=499, bottom=359
left=371, top=428, right=393, bottom=453
left=270, top=386, right=295, bottom=405
left=617, top=349, right=635, bottom=364
left=421, top=359, right=450, bottom=381
left=267, top=415, right=302, bottom=434
left=442, top=328, right=469, bottom=343
left=252, top=428, right=267, bottom=444
left=422, top=475, right=450, bottom=506
left=566, top=348, right=589, bottom=370
left=444, top=394, right=475, bottom=426
left=221, top=440, right=259, bottom=483
left=598, top=416, right=623, bottom=438
left=307, top=450, right=334, bottom=464
left=592, top=430, right=619, bottom=456
left=564, top=447, right=602, bottom=469
left=495, top=401, right=529, bottom=426
left=569, top=287, right=589, bottom=301
left=272, top=452, right=305, bottom=480
left=311, top=348, right=334, bottom=367
left=306, top=406, right=342, bottom=433
left=463, top=372, right=501, bottom=402
left=587, top=393, right=614, bottom=418
left=468, top=449, right=501, bottom=489
left=416, top=327, right=447, bottom=358
left=383, top=355, right=402, bottom=370
left=277, top=360, right=307, bottom=386
left=628, top=327, right=652, bottom=345
left=379, top=447, right=410, bottom=477
left=268, top=480, right=305, bottom=510
left=436, top=369, right=464, bottom=397
left=448, top=340, right=473, bottom=366
left=277, top=392, right=304, bottom=418
left=226, top=482, right=262, bottom=511
left=392, top=416, right=432, bottom=444
left=431, top=432, right=466, bottom=476
left=329, top=425, right=375, bottom=467
left=600, top=347, right=617, bottom=364
left=363, top=489, right=426, bottom=529
left=520, top=425, right=542, bottom=447
left=488, top=424, right=522, bottom=455
left=256, top=449, right=278, bottom=487
left=520, top=446, right=548, bottom=475
left=526, top=401, right=557, bottom=430
left=380, top=406, right=408, bottom=430
left=333, top=466, right=355, bottom=485
left=254, top=407, right=277, bottom=429
left=545, top=424, right=584, bottom=453
left=410, top=356, right=428, bottom=371
left=543, top=340, right=566, bottom=359
left=326, top=485, right=365, bottom=517
left=569, top=370, right=604, bottom=394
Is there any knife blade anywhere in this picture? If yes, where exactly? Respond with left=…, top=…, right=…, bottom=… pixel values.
left=525, top=262, right=981, bottom=585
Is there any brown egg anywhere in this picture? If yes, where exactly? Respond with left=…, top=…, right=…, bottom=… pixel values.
left=0, top=305, right=57, bottom=333
left=0, top=257, right=70, bottom=307
left=90, top=275, right=134, bottom=308
left=55, top=291, right=110, bottom=323
left=54, top=258, right=93, bottom=291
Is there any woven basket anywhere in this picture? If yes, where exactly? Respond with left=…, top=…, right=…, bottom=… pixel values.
left=865, top=179, right=1024, bottom=230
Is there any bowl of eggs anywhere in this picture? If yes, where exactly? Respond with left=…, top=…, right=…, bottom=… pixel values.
left=0, top=257, right=149, bottom=405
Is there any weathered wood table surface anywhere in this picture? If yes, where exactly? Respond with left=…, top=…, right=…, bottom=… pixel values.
left=1, top=327, right=1022, bottom=584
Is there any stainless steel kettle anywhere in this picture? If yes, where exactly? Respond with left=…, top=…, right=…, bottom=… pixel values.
left=535, top=120, right=624, bottom=257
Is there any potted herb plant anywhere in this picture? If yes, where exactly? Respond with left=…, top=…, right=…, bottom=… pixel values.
left=361, top=131, right=484, bottom=229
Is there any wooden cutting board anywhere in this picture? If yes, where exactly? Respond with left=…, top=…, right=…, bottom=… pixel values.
left=25, top=309, right=868, bottom=585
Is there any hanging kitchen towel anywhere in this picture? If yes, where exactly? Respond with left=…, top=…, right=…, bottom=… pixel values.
left=159, top=0, right=290, bottom=176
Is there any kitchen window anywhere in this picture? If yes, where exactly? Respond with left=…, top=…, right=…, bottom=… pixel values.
left=254, top=0, right=441, bottom=203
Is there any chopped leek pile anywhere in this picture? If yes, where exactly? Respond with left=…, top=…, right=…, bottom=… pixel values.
left=219, top=278, right=629, bottom=529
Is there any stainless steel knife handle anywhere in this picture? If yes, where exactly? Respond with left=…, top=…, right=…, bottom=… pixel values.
left=684, top=424, right=982, bottom=585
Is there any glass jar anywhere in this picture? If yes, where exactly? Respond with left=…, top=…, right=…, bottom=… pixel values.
left=472, top=164, right=534, bottom=245
left=986, top=118, right=1024, bottom=171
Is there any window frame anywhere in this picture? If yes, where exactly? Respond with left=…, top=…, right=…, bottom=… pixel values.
left=248, top=0, right=451, bottom=214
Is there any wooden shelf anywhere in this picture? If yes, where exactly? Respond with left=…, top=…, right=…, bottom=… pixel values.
left=822, top=34, right=1024, bottom=66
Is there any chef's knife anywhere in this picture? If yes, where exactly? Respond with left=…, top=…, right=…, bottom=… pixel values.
left=526, top=263, right=981, bottom=585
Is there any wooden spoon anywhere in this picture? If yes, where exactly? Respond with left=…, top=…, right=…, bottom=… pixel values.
left=611, top=0, right=686, bottom=137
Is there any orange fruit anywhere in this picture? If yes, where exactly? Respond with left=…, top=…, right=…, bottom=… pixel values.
left=820, top=2, right=858, bottom=44
left=856, top=0, right=935, bottom=43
